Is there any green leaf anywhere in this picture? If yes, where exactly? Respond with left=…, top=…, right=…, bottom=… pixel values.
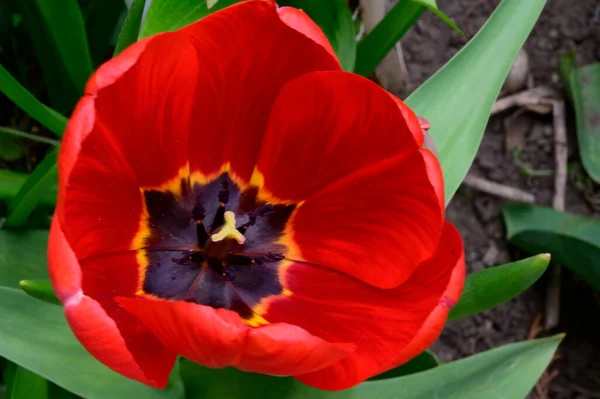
left=354, top=0, right=461, bottom=76
left=369, top=350, right=439, bottom=380
left=4, top=148, right=58, bottom=228
left=207, top=0, right=219, bottom=9
left=406, top=0, right=546, bottom=203
left=83, top=0, right=126, bottom=65
left=0, top=65, right=67, bottom=137
left=140, top=0, right=239, bottom=38
left=0, top=287, right=184, bottom=399
left=18, top=0, right=93, bottom=111
left=114, top=0, right=147, bottom=56
left=19, top=279, right=60, bottom=306
left=278, top=0, right=356, bottom=71
left=0, top=229, right=49, bottom=289
left=449, top=254, right=550, bottom=320
left=558, top=51, right=576, bottom=102
left=181, top=336, right=561, bottom=398
left=0, top=169, right=57, bottom=206
left=9, top=365, right=48, bottom=399
left=503, top=203, right=600, bottom=290
left=570, top=63, right=600, bottom=184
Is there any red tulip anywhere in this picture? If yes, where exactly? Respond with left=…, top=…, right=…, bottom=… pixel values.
left=48, top=0, right=465, bottom=391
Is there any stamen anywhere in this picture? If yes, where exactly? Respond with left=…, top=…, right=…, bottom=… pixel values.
left=211, top=211, right=246, bottom=244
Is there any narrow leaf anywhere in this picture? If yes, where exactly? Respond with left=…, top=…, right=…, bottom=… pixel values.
left=448, top=254, right=550, bottom=320
left=114, top=0, right=146, bottom=56
left=140, top=0, right=239, bottom=37
left=354, top=0, right=424, bottom=77
left=503, top=203, right=600, bottom=290
left=18, top=0, right=93, bottom=111
left=406, top=0, right=546, bottom=203
left=0, top=126, right=60, bottom=146
left=19, top=279, right=60, bottom=306
left=355, top=0, right=461, bottom=76
left=558, top=51, right=576, bottom=102
left=570, top=63, right=600, bottom=184
left=0, top=287, right=184, bottom=399
left=0, top=170, right=57, bottom=206
left=84, top=0, right=126, bottom=65
left=278, top=0, right=356, bottom=71
left=0, top=65, right=67, bottom=137
left=9, top=366, right=48, bottom=399
left=4, top=148, right=58, bottom=228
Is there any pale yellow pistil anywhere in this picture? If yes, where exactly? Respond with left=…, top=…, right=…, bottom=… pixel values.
left=211, top=211, right=246, bottom=244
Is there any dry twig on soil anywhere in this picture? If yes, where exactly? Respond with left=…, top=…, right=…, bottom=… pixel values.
left=462, top=174, right=536, bottom=203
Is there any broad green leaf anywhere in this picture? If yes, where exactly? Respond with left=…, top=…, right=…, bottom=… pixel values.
left=0, top=65, right=67, bottom=137
left=370, top=350, right=439, bottom=381
left=503, top=203, right=600, bottom=290
left=82, top=0, right=126, bottom=65
left=0, top=169, right=57, bottom=206
left=181, top=336, right=561, bottom=398
left=114, top=0, right=147, bottom=56
left=0, top=126, right=60, bottom=146
left=570, top=63, right=600, bottom=184
left=20, top=279, right=60, bottom=305
left=0, top=229, right=49, bottom=289
left=354, top=0, right=461, bottom=77
left=9, top=365, right=48, bottom=399
left=448, top=254, right=550, bottom=320
left=18, top=0, right=93, bottom=111
left=140, top=0, right=239, bottom=38
left=278, top=0, right=356, bottom=71
left=0, top=287, right=184, bottom=399
left=4, top=148, right=58, bottom=228
left=406, top=0, right=546, bottom=203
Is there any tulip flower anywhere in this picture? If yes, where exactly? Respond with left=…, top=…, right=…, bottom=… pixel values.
left=49, top=0, right=465, bottom=391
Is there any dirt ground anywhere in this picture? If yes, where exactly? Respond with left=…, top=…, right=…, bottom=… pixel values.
left=399, top=0, right=600, bottom=397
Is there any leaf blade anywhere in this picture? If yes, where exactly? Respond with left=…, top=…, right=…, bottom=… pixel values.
left=0, top=65, right=67, bottom=137
left=503, top=203, right=600, bottom=290
left=449, top=254, right=550, bottom=320
left=114, top=0, right=147, bottom=56
left=570, top=63, right=600, bottom=184
left=406, top=0, right=546, bottom=203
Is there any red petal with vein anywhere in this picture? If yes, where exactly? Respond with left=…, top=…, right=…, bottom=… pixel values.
left=277, top=6, right=339, bottom=65
left=265, top=222, right=464, bottom=390
left=177, top=1, right=340, bottom=182
left=256, top=71, right=420, bottom=202
left=118, top=298, right=352, bottom=375
left=289, top=150, right=442, bottom=289
left=48, top=219, right=176, bottom=387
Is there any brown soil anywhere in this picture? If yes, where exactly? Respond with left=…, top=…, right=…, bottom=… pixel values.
left=399, top=0, right=600, bottom=397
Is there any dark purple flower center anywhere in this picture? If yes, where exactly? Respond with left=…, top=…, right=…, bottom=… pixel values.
left=138, top=172, right=295, bottom=322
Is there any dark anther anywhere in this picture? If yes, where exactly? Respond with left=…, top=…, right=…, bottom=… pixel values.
left=196, top=221, right=209, bottom=247
left=192, top=202, right=205, bottom=221
left=189, top=251, right=205, bottom=263
left=218, top=179, right=230, bottom=204
left=210, top=203, right=226, bottom=232
left=227, top=254, right=255, bottom=265
left=208, top=259, right=226, bottom=276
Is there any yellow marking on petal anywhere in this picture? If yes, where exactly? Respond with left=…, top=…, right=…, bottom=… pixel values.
left=142, top=164, right=190, bottom=197
left=243, top=313, right=270, bottom=327
left=190, top=163, right=248, bottom=190
left=211, top=211, right=246, bottom=244
left=249, top=168, right=296, bottom=205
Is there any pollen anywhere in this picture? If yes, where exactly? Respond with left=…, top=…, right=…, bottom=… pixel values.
left=210, top=211, right=246, bottom=244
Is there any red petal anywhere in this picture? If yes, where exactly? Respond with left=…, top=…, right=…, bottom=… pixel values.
left=118, top=297, right=351, bottom=375
left=382, top=225, right=465, bottom=371
left=264, top=223, right=464, bottom=390
left=48, top=219, right=176, bottom=387
left=175, top=0, right=340, bottom=182
left=421, top=148, right=445, bottom=213
left=254, top=71, right=420, bottom=202
left=389, top=94, right=424, bottom=148
left=92, top=33, right=196, bottom=188
left=289, top=149, right=442, bottom=288
left=277, top=6, right=339, bottom=65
